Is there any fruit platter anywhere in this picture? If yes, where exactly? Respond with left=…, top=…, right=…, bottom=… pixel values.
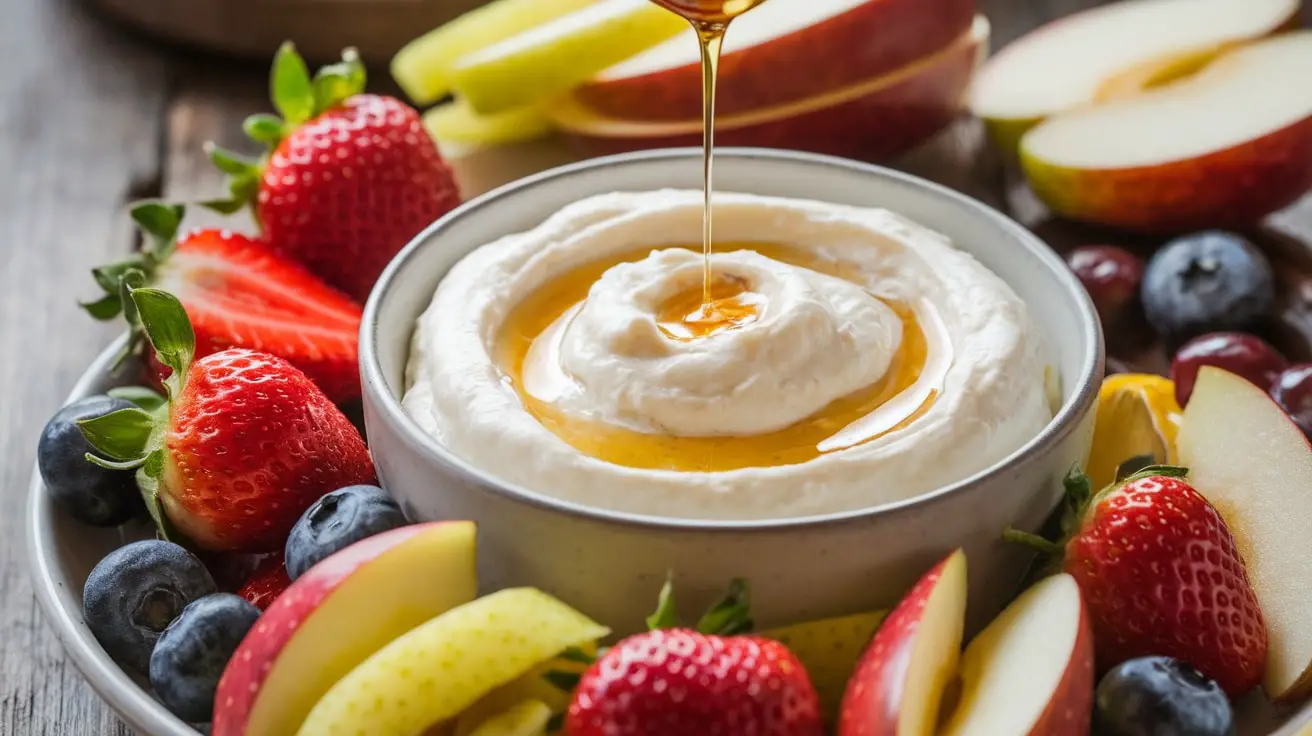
left=24, top=0, right=1312, bottom=734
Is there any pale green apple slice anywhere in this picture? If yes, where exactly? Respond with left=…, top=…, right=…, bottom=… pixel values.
left=448, top=0, right=688, bottom=115
left=423, top=99, right=555, bottom=146
left=391, top=0, right=600, bottom=104
left=296, top=588, right=609, bottom=736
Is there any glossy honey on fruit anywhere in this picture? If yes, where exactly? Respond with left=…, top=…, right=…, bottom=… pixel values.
left=496, top=243, right=952, bottom=472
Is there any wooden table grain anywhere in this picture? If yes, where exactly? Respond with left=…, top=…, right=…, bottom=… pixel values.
left=2, top=0, right=1310, bottom=733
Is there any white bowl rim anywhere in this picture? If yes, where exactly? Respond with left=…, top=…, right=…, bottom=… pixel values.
left=360, top=146, right=1106, bottom=532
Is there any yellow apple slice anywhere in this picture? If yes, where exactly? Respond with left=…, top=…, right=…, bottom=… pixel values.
left=423, top=100, right=555, bottom=146
left=762, top=609, right=886, bottom=719
left=1178, top=367, right=1312, bottom=703
left=1020, top=31, right=1312, bottom=233
left=449, top=0, right=687, bottom=115
left=390, top=0, right=600, bottom=104
left=296, top=588, right=609, bottom=736
left=452, top=649, right=594, bottom=735
left=467, top=700, right=552, bottom=736
left=970, top=0, right=1298, bottom=153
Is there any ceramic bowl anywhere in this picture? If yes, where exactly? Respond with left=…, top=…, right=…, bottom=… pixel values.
left=360, top=147, right=1101, bottom=637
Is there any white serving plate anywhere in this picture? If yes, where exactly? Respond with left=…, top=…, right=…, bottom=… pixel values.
left=27, top=344, right=1312, bottom=736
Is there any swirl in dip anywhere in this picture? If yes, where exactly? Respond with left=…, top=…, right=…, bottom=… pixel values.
left=403, top=190, right=1052, bottom=520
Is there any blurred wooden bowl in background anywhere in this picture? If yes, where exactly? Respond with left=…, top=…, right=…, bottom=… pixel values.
left=87, top=0, right=488, bottom=64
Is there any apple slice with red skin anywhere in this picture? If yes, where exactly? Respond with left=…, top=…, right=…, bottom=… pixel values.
left=550, top=15, right=986, bottom=161
left=212, top=521, right=477, bottom=735
left=969, top=0, right=1299, bottom=154
left=1020, top=30, right=1312, bottom=233
left=940, top=573, right=1095, bottom=736
left=837, top=549, right=967, bottom=736
left=574, top=0, right=975, bottom=122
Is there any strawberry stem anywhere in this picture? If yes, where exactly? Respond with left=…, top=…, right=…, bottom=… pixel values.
left=694, top=578, right=753, bottom=636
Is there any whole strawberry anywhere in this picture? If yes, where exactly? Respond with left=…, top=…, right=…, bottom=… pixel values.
left=206, top=43, right=461, bottom=302
left=1007, top=465, right=1267, bottom=695
left=237, top=554, right=291, bottom=610
left=79, top=287, right=376, bottom=553
left=566, top=580, right=823, bottom=736
left=82, top=202, right=363, bottom=404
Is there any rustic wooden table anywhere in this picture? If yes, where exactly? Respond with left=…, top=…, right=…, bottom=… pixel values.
left=2, top=0, right=1310, bottom=732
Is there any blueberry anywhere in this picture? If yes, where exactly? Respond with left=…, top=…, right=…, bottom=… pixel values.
left=82, top=540, right=217, bottom=673
left=1094, top=656, right=1235, bottom=736
left=1140, top=231, right=1275, bottom=349
left=285, top=485, right=408, bottom=579
left=38, top=395, right=143, bottom=525
left=149, top=594, right=260, bottom=723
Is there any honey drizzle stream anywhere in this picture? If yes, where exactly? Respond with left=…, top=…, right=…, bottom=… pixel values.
left=648, top=0, right=770, bottom=330
left=694, top=21, right=723, bottom=307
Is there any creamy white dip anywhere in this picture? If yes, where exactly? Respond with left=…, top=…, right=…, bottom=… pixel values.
left=403, top=190, right=1052, bottom=520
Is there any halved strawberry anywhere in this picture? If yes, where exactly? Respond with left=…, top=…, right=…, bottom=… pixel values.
left=81, top=202, right=363, bottom=404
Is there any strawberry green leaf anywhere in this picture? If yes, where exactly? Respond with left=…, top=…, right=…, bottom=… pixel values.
left=129, top=287, right=195, bottom=389
left=129, top=201, right=184, bottom=245
left=243, top=113, right=286, bottom=149
left=136, top=457, right=188, bottom=546
left=84, top=454, right=148, bottom=471
left=556, top=646, right=594, bottom=664
left=142, top=447, right=165, bottom=479
left=80, top=294, right=122, bottom=320
left=1121, top=464, right=1189, bottom=482
left=199, top=198, right=247, bottom=215
left=695, top=578, right=754, bottom=636
left=271, top=41, right=315, bottom=127
left=1058, top=465, right=1093, bottom=538
left=204, top=143, right=259, bottom=177
left=1002, top=527, right=1064, bottom=557
left=108, top=386, right=168, bottom=412
left=92, top=259, right=146, bottom=295
left=645, top=575, right=681, bottom=631
left=312, top=47, right=366, bottom=114
left=1116, top=454, right=1157, bottom=482
left=542, top=670, right=581, bottom=692
left=77, top=407, right=155, bottom=461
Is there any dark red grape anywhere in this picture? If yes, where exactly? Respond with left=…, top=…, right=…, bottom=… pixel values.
left=1171, top=332, right=1288, bottom=407
left=1067, top=245, right=1144, bottom=326
left=1270, top=364, right=1312, bottom=439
